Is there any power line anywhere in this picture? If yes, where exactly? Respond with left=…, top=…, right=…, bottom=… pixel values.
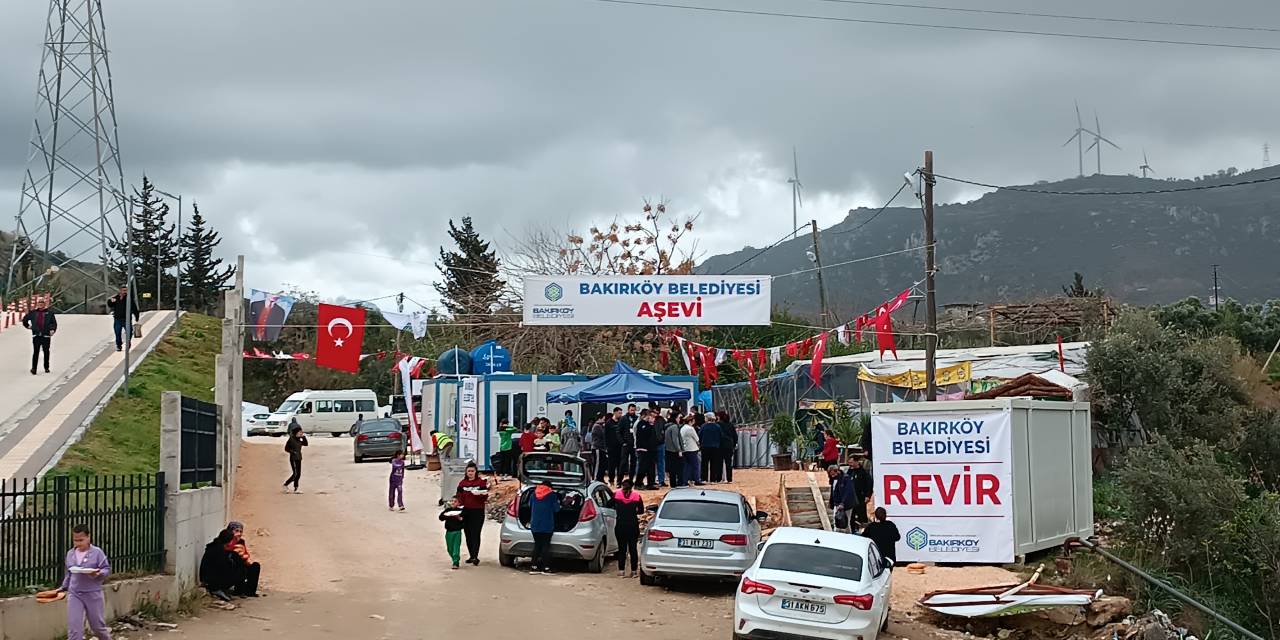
left=774, top=244, right=930, bottom=279
left=806, top=0, right=1280, bottom=34
left=932, top=172, right=1280, bottom=195
left=579, top=0, right=1280, bottom=52
left=828, top=181, right=910, bottom=236
left=720, top=223, right=809, bottom=274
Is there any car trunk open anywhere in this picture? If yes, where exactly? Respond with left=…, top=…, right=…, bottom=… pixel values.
left=518, top=452, right=589, bottom=490
left=517, top=487, right=586, bottom=533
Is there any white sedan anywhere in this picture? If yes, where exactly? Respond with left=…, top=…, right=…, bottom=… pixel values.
left=733, top=527, right=893, bottom=640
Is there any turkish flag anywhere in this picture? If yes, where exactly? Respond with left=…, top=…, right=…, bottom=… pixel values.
left=315, top=303, right=366, bottom=373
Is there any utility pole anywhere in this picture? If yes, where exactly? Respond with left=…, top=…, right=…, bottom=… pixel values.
left=124, top=197, right=135, bottom=396
left=923, top=151, right=938, bottom=402
left=809, top=219, right=831, bottom=326
left=1212, top=264, right=1220, bottom=311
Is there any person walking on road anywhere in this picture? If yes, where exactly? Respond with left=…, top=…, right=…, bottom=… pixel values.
left=699, top=413, right=723, bottom=483
left=439, top=498, right=466, bottom=569
left=529, top=480, right=560, bottom=574
left=56, top=523, right=112, bottom=640
left=282, top=424, right=308, bottom=493
left=860, top=508, right=901, bottom=565
left=22, top=297, right=57, bottom=375
left=680, top=416, right=703, bottom=486
left=663, top=415, right=683, bottom=488
left=388, top=450, right=406, bottom=511
left=106, top=286, right=139, bottom=352
left=610, top=478, right=645, bottom=578
left=829, top=465, right=857, bottom=533
left=455, top=462, right=490, bottom=566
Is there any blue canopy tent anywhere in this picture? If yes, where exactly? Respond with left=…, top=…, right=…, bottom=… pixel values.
left=546, top=361, right=692, bottom=404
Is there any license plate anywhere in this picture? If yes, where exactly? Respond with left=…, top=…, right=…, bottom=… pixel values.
left=781, top=599, right=827, bottom=615
left=677, top=538, right=714, bottom=549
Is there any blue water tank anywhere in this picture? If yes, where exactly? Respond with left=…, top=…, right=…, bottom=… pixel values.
left=470, top=340, right=512, bottom=374
left=437, top=348, right=473, bottom=375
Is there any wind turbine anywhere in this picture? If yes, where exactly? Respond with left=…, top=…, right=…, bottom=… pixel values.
left=1086, top=111, right=1121, bottom=175
left=1139, top=150, right=1155, bottom=178
left=1062, top=101, right=1096, bottom=178
left=787, top=147, right=803, bottom=239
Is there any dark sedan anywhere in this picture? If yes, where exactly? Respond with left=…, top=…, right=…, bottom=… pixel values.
left=353, top=418, right=405, bottom=463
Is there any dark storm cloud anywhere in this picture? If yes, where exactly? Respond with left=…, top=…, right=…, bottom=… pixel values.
left=2, top=0, right=1278, bottom=301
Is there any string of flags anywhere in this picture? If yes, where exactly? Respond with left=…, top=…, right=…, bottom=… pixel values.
left=663, top=282, right=923, bottom=401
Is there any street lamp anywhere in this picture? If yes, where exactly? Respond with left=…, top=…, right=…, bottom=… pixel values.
left=153, top=187, right=182, bottom=327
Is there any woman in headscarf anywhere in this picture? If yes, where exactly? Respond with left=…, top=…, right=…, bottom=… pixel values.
left=454, top=462, right=490, bottom=566
left=199, top=528, right=238, bottom=602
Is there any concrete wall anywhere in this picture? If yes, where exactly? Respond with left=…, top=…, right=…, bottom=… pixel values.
left=159, top=392, right=230, bottom=591
left=0, top=575, right=176, bottom=640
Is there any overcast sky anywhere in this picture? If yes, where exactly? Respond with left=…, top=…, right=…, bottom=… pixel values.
left=2, top=0, right=1277, bottom=310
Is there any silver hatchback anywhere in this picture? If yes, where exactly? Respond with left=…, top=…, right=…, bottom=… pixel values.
left=498, top=452, right=619, bottom=573
left=639, top=487, right=767, bottom=585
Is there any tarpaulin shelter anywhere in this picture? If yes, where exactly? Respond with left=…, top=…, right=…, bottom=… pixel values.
left=545, top=361, right=692, bottom=404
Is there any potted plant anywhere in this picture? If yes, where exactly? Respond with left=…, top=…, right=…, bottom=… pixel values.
left=830, top=403, right=864, bottom=464
left=769, top=413, right=798, bottom=471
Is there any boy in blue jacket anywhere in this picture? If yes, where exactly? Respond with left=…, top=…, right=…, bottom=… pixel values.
left=528, top=480, right=560, bottom=575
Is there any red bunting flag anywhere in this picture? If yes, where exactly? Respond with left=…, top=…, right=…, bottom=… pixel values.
left=315, top=303, right=366, bottom=373
left=875, top=311, right=898, bottom=360
left=756, top=348, right=766, bottom=371
left=785, top=341, right=799, bottom=358
left=809, top=332, right=829, bottom=388
left=746, top=356, right=760, bottom=403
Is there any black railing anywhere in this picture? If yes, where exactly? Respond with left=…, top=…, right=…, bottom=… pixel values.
left=180, top=396, right=218, bottom=487
left=0, top=473, right=165, bottom=592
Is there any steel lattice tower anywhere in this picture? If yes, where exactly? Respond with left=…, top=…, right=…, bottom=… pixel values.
left=6, top=0, right=127, bottom=307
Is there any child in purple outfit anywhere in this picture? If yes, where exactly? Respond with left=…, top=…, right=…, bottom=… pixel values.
left=56, top=523, right=112, bottom=640
left=389, top=450, right=406, bottom=511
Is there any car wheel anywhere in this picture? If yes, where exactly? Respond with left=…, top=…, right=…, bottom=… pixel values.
left=881, top=605, right=891, bottom=632
left=586, top=542, right=605, bottom=574
left=354, top=454, right=363, bottom=463
left=639, top=569, right=656, bottom=586
left=332, top=432, right=344, bottom=438
left=499, top=551, right=516, bottom=568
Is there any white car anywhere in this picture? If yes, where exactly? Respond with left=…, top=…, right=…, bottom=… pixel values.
left=733, top=527, right=892, bottom=640
left=244, top=413, right=273, bottom=437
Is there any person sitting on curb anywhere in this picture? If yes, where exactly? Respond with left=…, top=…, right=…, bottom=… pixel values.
left=199, top=528, right=238, bottom=602
left=225, top=521, right=261, bottom=597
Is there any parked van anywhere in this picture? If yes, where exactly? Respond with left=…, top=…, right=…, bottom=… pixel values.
left=263, top=389, right=379, bottom=437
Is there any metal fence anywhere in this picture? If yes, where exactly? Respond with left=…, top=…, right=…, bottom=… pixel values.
left=0, top=473, right=166, bottom=591
left=181, top=396, right=218, bottom=487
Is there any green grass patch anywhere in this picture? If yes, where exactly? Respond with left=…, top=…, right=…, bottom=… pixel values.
left=49, top=313, right=222, bottom=478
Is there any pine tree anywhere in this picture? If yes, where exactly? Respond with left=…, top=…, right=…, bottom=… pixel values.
left=434, top=216, right=503, bottom=319
left=107, top=176, right=178, bottom=310
left=179, top=203, right=235, bottom=313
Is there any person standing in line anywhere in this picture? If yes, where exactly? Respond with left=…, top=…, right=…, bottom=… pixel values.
left=829, top=465, right=857, bottom=533
left=699, top=413, right=723, bottom=483
left=591, top=416, right=609, bottom=482
left=560, top=409, right=577, bottom=432
left=859, top=508, right=901, bottom=566
left=282, top=424, right=307, bottom=493
left=388, top=450, right=407, bottom=512
left=654, top=409, right=669, bottom=487
left=717, top=411, right=737, bottom=484
left=848, top=458, right=874, bottom=526
left=528, top=480, right=560, bottom=574
left=560, top=416, right=582, bottom=458
left=680, top=416, right=703, bottom=486
left=439, top=498, right=466, bottom=570
left=634, top=411, right=658, bottom=490
left=454, top=462, right=490, bottom=566
left=497, top=418, right=517, bottom=479
left=604, top=407, right=623, bottom=485
left=56, top=523, right=112, bottom=640
left=610, top=479, right=645, bottom=578
left=663, top=414, right=684, bottom=487
left=106, top=286, right=139, bottom=352
left=620, top=405, right=638, bottom=481
left=22, top=297, right=57, bottom=375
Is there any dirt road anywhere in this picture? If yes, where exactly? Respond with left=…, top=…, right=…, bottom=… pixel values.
left=167, top=438, right=1006, bottom=639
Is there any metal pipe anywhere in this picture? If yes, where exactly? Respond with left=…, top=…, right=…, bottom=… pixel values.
left=1069, top=538, right=1264, bottom=640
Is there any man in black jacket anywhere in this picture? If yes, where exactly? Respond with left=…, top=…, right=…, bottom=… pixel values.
left=620, top=404, right=639, bottom=480
left=603, top=408, right=623, bottom=485
left=634, top=411, right=659, bottom=490
left=847, top=458, right=874, bottom=526
left=106, top=286, right=140, bottom=352
left=22, top=298, right=57, bottom=375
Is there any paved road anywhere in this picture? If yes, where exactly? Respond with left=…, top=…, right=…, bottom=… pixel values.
left=168, top=437, right=986, bottom=639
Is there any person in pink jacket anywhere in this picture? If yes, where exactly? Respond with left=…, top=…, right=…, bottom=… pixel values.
left=56, top=523, right=113, bottom=640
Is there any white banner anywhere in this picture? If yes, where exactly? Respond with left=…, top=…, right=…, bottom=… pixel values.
left=397, top=357, right=425, bottom=453
left=872, top=408, right=1014, bottom=563
left=459, top=376, right=479, bottom=462
left=522, top=275, right=771, bottom=326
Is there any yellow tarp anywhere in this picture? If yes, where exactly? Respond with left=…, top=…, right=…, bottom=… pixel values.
left=857, top=361, right=972, bottom=390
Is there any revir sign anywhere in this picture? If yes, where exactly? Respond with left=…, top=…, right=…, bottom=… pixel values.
left=871, top=407, right=1015, bottom=563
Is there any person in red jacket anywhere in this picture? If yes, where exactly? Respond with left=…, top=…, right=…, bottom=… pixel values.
left=821, top=430, right=840, bottom=469
left=454, top=462, right=490, bottom=566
